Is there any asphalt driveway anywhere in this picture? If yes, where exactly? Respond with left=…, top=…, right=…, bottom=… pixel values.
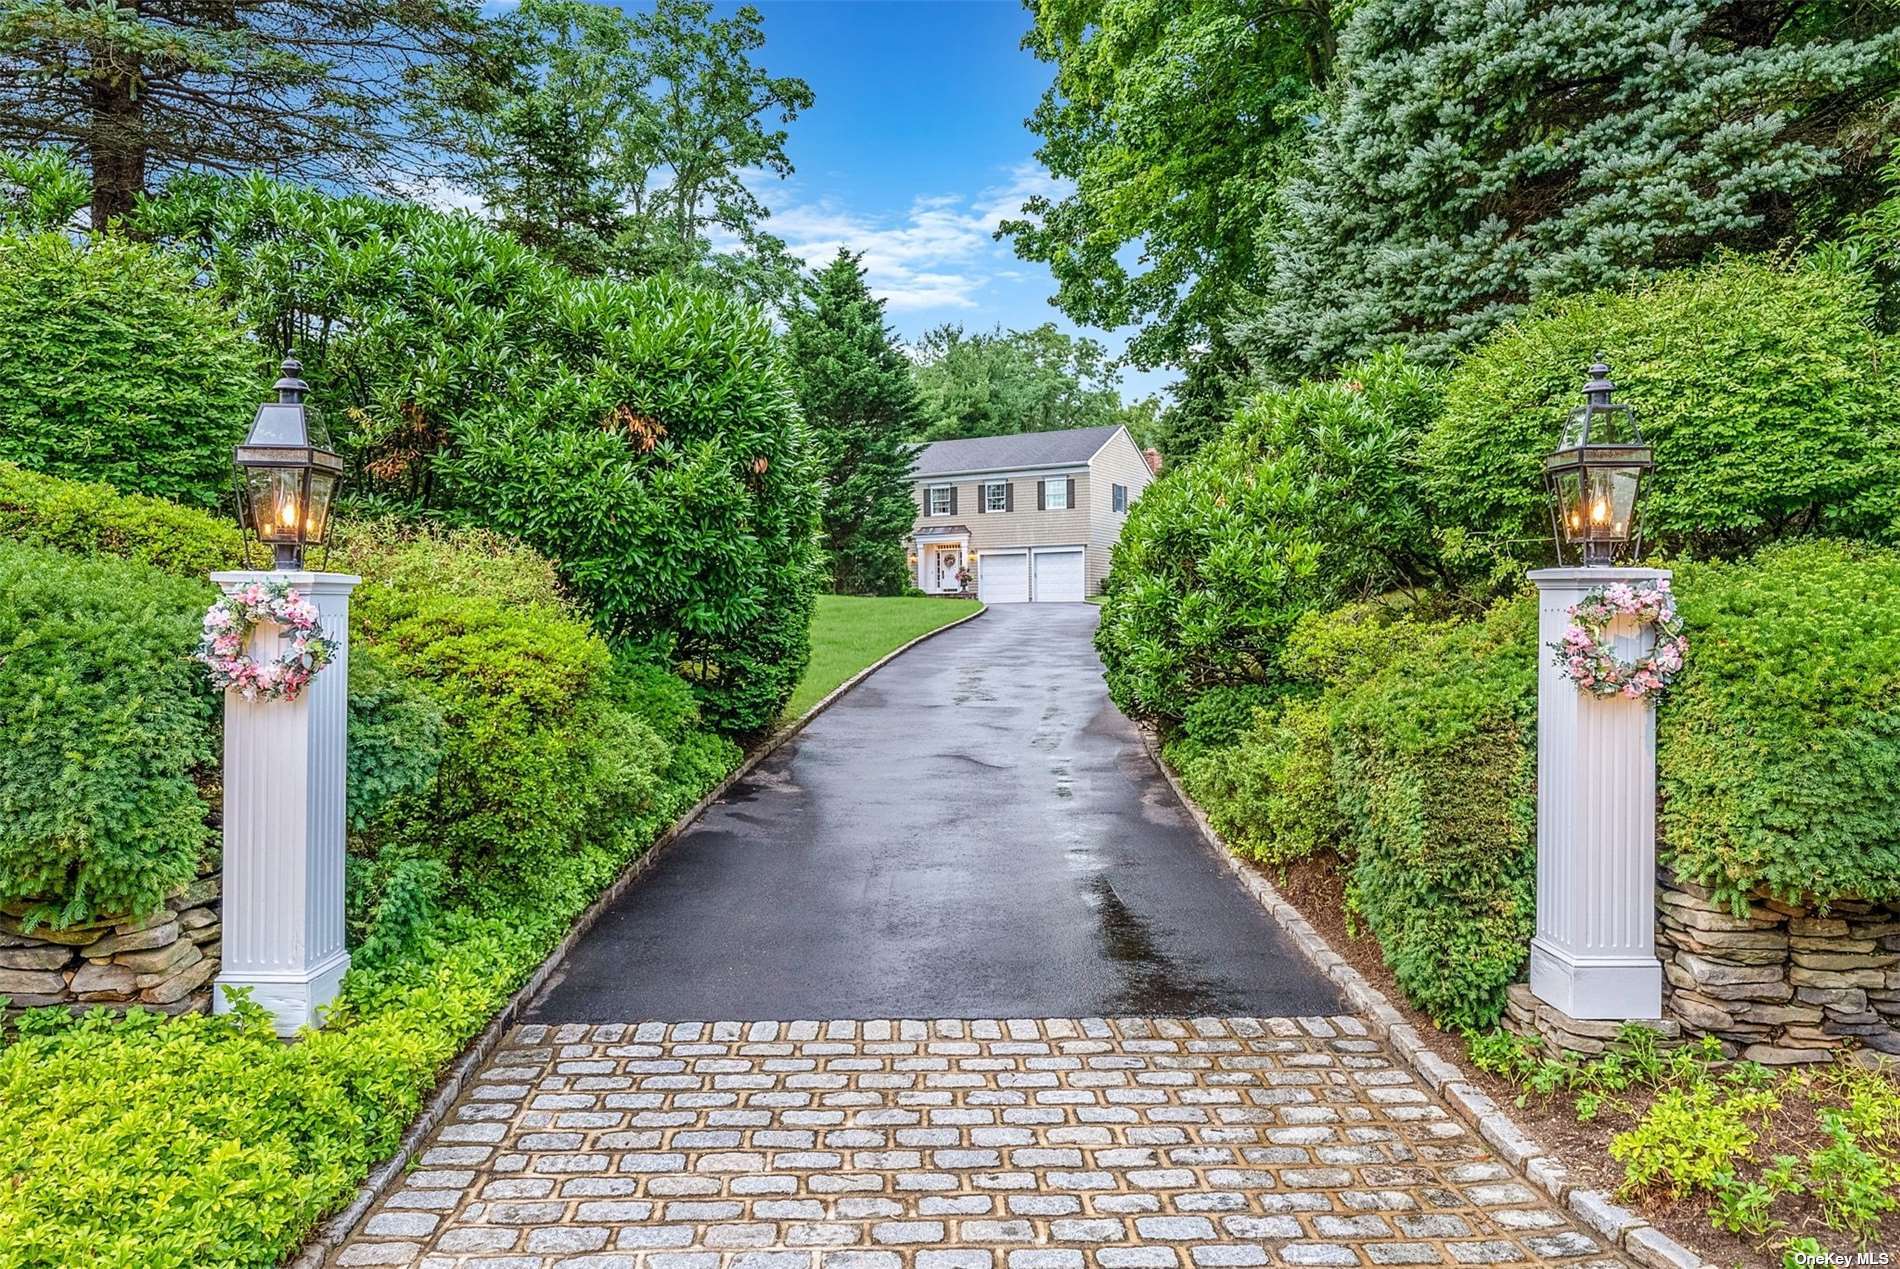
left=528, top=603, right=1343, bottom=1022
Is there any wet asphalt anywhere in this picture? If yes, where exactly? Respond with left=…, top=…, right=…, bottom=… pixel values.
left=527, top=603, right=1344, bottom=1023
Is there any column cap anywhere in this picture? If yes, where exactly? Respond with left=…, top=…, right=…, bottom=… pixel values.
left=1527, top=566, right=1672, bottom=586
left=211, top=570, right=361, bottom=592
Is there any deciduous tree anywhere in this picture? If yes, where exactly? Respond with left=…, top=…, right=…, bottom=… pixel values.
left=411, top=0, right=811, bottom=301
left=1002, top=0, right=1338, bottom=370
left=910, top=322, right=1133, bottom=442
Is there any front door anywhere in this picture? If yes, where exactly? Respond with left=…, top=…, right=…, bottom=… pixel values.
left=933, top=545, right=962, bottom=592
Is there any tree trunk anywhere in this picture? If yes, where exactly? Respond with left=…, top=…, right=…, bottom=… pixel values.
left=86, top=22, right=145, bottom=231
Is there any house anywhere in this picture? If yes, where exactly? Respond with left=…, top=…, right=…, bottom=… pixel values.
left=907, top=423, right=1156, bottom=603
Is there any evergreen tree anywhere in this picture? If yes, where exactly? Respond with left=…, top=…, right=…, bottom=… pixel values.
left=1247, top=0, right=1900, bottom=373
left=786, top=249, right=923, bottom=596
left=0, top=0, right=476, bottom=229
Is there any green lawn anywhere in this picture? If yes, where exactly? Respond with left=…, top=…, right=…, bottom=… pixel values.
left=784, top=595, right=982, bottom=722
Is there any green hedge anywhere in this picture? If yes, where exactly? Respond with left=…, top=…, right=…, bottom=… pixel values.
left=0, top=463, right=244, bottom=578
left=1422, top=257, right=1900, bottom=582
left=1329, top=597, right=1538, bottom=1031
left=0, top=508, right=744, bottom=1263
left=1096, top=349, right=1441, bottom=723
left=0, top=235, right=261, bottom=510
left=0, top=543, right=217, bottom=926
left=140, top=177, right=822, bottom=732
left=1167, top=542, right=1900, bottom=1027
left=1659, top=541, right=1900, bottom=906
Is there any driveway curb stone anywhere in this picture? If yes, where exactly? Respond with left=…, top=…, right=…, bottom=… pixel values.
left=1137, top=730, right=1715, bottom=1269
left=292, top=607, right=989, bottom=1268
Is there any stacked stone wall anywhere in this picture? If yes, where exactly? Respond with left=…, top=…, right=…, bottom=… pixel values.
left=0, top=857, right=221, bottom=1019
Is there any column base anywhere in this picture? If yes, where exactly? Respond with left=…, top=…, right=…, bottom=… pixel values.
left=1530, top=938, right=1661, bottom=1020
left=214, top=949, right=350, bottom=1037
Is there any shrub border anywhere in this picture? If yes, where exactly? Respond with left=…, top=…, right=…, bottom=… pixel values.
left=288, top=604, right=987, bottom=1268
left=1138, top=728, right=1718, bottom=1269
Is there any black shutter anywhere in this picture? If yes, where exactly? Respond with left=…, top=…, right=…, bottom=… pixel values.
left=921, top=489, right=931, bottom=517
left=976, top=483, right=986, bottom=514
left=1005, top=482, right=1015, bottom=512
left=949, top=486, right=959, bottom=516
left=1066, top=477, right=1076, bottom=508
left=1036, top=481, right=1045, bottom=511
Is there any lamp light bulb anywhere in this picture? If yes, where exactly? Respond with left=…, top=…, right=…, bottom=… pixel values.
left=1590, top=496, right=1609, bottom=523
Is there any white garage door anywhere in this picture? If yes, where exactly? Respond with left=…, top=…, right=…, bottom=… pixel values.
left=978, top=551, right=1029, bottom=603
left=1032, top=547, right=1086, bottom=603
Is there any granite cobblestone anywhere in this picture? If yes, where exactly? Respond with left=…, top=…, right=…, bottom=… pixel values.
left=330, top=1018, right=1626, bottom=1269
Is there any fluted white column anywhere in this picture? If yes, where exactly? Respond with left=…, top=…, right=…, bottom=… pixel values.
left=1528, top=566, right=1665, bottom=1020
left=210, top=570, right=358, bottom=1036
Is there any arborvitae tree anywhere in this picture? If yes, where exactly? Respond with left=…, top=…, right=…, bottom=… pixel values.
left=785, top=249, right=923, bottom=596
left=1248, top=0, right=1900, bottom=373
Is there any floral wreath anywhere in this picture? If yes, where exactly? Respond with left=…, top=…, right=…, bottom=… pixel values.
left=194, top=580, right=337, bottom=702
left=1553, top=581, right=1687, bottom=701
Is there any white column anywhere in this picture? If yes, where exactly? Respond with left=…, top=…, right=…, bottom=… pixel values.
left=210, top=570, right=359, bottom=1036
left=1527, top=566, right=1666, bottom=1020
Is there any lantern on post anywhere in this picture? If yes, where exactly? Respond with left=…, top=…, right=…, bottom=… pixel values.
left=1542, top=361, right=1652, bottom=566
left=235, top=358, right=342, bottom=570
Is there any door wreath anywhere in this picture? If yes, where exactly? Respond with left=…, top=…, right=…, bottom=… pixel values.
left=195, top=580, right=337, bottom=701
left=1553, top=581, right=1687, bottom=700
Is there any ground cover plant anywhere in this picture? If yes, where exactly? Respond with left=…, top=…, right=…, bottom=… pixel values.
left=0, top=471, right=981, bottom=1265
left=1470, top=1026, right=1900, bottom=1262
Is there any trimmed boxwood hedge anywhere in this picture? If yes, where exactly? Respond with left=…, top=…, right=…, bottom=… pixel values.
left=0, top=496, right=744, bottom=1264
left=1169, top=540, right=1900, bottom=1027
left=0, top=542, right=218, bottom=926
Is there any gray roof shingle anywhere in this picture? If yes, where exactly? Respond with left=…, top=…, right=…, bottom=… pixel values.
left=909, top=425, right=1123, bottom=479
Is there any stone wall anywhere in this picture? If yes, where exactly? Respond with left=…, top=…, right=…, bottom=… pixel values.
left=0, top=857, right=221, bottom=1019
left=1655, top=869, right=1900, bottom=1064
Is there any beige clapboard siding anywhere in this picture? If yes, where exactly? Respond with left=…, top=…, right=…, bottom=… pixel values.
left=1084, top=430, right=1157, bottom=594
left=912, top=473, right=1092, bottom=553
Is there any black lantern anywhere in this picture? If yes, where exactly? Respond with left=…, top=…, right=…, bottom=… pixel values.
left=1543, top=360, right=1652, bottom=566
left=235, top=358, right=342, bottom=570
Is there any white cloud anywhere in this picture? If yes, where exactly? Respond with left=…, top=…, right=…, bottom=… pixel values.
left=764, top=163, right=1069, bottom=313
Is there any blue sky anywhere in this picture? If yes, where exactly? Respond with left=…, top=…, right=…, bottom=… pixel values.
left=720, top=1, right=1174, bottom=402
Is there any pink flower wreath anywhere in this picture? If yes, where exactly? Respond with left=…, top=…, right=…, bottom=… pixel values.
left=194, top=580, right=337, bottom=702
left=1553, top=581, right=1688, bottom=701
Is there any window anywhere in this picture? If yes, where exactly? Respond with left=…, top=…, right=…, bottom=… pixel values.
left=928, top=485, right=952, bottom=516
left=1042, top=477, right=1069, bottom=511
left=983, top=481, right=1009, bottom=512
left=1112, top=483, right=1128, bottom=513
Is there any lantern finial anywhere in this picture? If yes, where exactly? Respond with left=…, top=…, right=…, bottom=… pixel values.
left=275, top=358, right=308, bottom=405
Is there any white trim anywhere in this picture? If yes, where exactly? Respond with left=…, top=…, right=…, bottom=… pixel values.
left=981, top=480, right=1009, bottom=512
left=925, top=485, right=953, bottom=517
left=913, top=460, right=1090, bottom=482
left=1041, top=476, right=1071, bottom=511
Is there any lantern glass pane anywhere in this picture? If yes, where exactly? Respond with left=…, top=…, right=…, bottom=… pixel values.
left=1590, top=403, right=1635, bottom=447
left=246, top=467, right=306, bottom=543
left=305, top=471, right=337, bottom=544
left=1560, top=405, right=1591, bottom=449
left=1554, top=470, right=1585, bottom=542
left=1579, top=466, right=1640, bottom=543
left=1607, top=465, right=1640, bottom=540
